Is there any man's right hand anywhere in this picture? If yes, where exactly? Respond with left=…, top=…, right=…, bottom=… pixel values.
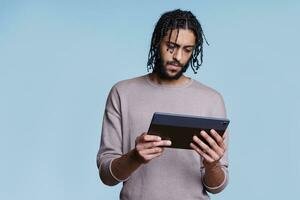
left=134, top=132, right=172, bottom=164
left=110, top=133, right=171, bottom=181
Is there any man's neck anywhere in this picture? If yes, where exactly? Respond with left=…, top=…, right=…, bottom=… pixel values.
left=148, top=73, right=191, bottom=86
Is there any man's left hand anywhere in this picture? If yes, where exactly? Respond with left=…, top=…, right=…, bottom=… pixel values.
left=190, top=129, right=227, bottom=166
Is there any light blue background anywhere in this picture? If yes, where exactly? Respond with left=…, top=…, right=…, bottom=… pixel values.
left=1, top=0, right=299, bottom=199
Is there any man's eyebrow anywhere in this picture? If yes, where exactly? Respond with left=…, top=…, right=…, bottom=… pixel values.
left=166, top=41, right=178, bottom=46
left=166, top=41, right=195, bottom=48
left=184, top=45, right=195, bottom=48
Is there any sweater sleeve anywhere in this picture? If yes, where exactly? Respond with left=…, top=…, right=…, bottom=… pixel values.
left=201, top=92, right=229, bottom=194
left=96, top=86, right=125, bottom=186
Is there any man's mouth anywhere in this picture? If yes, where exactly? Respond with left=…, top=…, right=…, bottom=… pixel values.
left=168, top=64, right=180, bottom=70
left=167, top=61, right=182, bottom=68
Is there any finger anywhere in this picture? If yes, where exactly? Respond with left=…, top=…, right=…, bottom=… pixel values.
left=141, top=152, right=162, bottom=163
left=143, top=152, right=163, bottom=162
left=190, top=143, right=214, bottom=162
left=200, top=131, right=224, bottom=156
left=137, top=140, right=171, bottom=150
left=160, top=140, right=172, bottom=146
left=193, top=135, right=220, bottom=161
left=137, top=151, right=163, bottom=163
left=210, top=129, right=226, bottom=152
left=210, top=129, right=223, bottom=145
left=140, top=147, right=164, bottom=155
left=222, top=131, right=227, bottom=139
left=147, top=140, right=171, bottom=149
left=142, top=134, right=162, bottom=142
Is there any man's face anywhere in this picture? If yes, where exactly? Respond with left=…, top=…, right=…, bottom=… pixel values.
left=156, top=29, right=196, bottom=80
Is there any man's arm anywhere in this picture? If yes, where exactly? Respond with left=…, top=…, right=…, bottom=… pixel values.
left=97, top=85, right=171, bottom=186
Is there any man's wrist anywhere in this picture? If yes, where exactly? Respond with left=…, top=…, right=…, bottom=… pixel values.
left=203, top=160, right=226, bottom=188
left=129, top=149, right=144, bottom=165
left=203, top=160, right=221, bottom=172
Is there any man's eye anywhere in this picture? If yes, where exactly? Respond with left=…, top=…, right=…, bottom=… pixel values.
left=185, top=48, right=193, bottom=53
left=167, top=44, right=176, bottom=49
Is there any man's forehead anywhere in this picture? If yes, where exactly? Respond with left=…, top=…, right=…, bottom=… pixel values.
left=163, top=29, right=196, bottom=46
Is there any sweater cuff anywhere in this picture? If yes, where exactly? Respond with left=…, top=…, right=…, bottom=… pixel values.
left=99, top=157, right=122, bottom=186
left=109, top=158, right=130, bottom=182
left=203, top=166, right=228, bottom=194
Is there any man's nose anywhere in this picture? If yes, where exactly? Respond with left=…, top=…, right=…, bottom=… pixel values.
left=173, top=48, right=182, bottom=63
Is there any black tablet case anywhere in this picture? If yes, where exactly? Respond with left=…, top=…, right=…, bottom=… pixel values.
left=147, top=112, right=230, bottom=149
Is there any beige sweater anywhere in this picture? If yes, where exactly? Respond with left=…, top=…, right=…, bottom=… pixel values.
left=97, top=74, right=229, bottom=200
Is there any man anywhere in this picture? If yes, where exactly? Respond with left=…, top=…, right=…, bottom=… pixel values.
left=97, top=9, right=229, bottom=200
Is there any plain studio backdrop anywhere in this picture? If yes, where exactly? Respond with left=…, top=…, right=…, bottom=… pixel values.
left=0, top=1, right=299, bottom=199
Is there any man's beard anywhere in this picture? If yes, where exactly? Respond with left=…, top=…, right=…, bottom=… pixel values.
left=154, top=58, right=190, bottom=80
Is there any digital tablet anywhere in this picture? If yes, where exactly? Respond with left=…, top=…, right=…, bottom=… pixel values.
left=147, top=112, right=230, bottom=150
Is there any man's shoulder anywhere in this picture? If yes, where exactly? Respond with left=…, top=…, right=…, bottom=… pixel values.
left=191, top=79, right=223, bottom=99
left=112, top=75, right=147, bottom=91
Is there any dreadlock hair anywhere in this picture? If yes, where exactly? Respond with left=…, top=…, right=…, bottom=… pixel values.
left=147, top=9, right=209, bottom=74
